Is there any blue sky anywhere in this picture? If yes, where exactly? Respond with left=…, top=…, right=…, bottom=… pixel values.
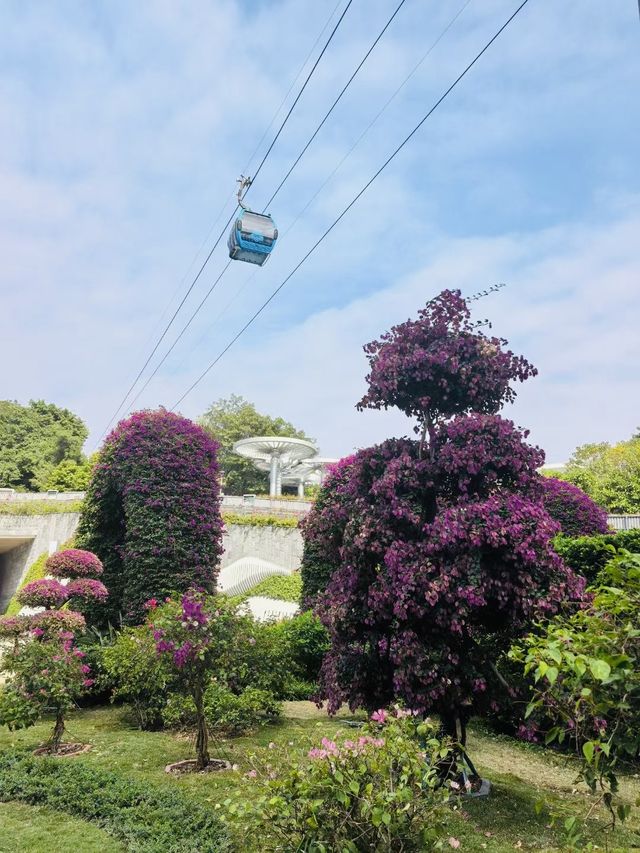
left=1, top=0, right=639, bottom=462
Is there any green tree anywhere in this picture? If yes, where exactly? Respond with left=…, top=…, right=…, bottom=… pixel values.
left=0, top=400, right=88, bottom=491
left=44, top=454, right=97, bottom=492
left=558, top=434, right=640, bottom=514
left=199, top=395, right=312, bottom=495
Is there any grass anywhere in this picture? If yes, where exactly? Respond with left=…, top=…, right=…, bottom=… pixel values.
left=0, top=501, right=83, bottom=516
left=0, top=703, right=638, bottom=851
left=0, top=801, right=123, bottom=852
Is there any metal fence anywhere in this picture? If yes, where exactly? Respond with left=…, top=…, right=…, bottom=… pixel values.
left=607, top=515, right=640, bottom=530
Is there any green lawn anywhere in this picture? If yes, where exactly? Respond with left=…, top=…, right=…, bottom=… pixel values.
left=0, top=703, right=638, bottom=852
left=0, top=801, right=123, bottom=852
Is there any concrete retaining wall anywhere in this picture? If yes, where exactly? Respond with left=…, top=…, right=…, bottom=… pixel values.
left=0, top=512, right=81, bottom=612
left=0, top=510, right=304, bottom=611
left=221, top=524, right=303, bottom=571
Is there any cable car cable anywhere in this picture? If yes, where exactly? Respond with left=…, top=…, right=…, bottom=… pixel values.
left=98, top=0, right=355, bottom=439
left=262, top=0, right=409, bottom=212
left=171, top=0, right=475, bottom=375
left=116, top=1, right=345, bottom=377
left=120, top=0, right=418, bottom=404
left=171, top=0, right=531, bottom=409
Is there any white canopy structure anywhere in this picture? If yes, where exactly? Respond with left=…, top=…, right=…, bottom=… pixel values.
left=233, top=436, right=317, bottom=497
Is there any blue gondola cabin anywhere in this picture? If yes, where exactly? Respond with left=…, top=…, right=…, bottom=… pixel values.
left=227, top=210, right=278, bottom=266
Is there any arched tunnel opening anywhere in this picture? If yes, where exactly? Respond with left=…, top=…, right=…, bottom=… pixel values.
left=0, top=536, right=36, bottom=613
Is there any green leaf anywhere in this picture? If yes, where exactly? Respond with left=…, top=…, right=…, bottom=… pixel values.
left=582, top=741, right=595, bottom=763
left=547, top=647, right=562, bottom=664
left=589, top=659, right=611, bottom=681
left=545, top=666, right=559, bottom=685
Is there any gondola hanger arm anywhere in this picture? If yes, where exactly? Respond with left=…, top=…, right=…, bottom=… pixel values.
left=236, top=175, right=253, bottom=210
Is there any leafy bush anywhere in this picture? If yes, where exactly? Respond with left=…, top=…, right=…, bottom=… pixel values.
left=77, top=409, right=224, bottom=625
left=222, top=612, right=329, bottom=700
left=510, top=550, right=640, bottom=830
left=102, top=625, right=170, bottom=730
left=231, top=711, right=451, bottom=851
left=0, top=751, right=230, bottom=852
left=553, top=528, right=640, bottom=582
left=540, top=477, right=609, bottom=537
left=163, top=684, right=281, bottom=735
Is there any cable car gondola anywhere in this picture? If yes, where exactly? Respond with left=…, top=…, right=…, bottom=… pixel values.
left=227, top=176, right=278, bottom=266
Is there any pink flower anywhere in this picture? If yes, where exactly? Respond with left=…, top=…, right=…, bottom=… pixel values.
left=83, top=678, right=94, bottom=687
left=448, top=839, right=461, bottom=849
left=370, top=709, right=387, bottom=724
left=144, top=598, right=158, bottom=610
left=246, top=769, right=257, bottom=778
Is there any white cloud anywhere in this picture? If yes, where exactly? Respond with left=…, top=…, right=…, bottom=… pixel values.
left=168, top=204, right=640, bottom=462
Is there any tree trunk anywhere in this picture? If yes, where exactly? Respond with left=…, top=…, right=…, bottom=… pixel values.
left=193, top=685, right=210, bottom=771
left=50, top=710, right=65, bottom=753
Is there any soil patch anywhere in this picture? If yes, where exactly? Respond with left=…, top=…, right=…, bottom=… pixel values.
left=164, top=758, right=231, bottom=775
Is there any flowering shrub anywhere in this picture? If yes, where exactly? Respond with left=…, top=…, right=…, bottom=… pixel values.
left=29, top=609, right=86, bottom=637
left=230, top=711, right=451, bottom=851
left=45, top=548, right=104, bottom=579
left=16, top=579, right=68, bottom=609
left=301, top=290, right=582, bottom=750
left=0, top=616, right=28, bottom=639
left=66, top=577, right=109, bottom=605
left=0, top=631, right=93, bottom=750
left=150, top=590, right=246, bottom=769
left=540, top=477, right=609, bottom=538
left=510, top=550, right=640, bottom=832
left=77, top=408, right=224, bottom=625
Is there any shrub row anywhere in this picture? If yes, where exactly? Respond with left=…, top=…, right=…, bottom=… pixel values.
left=222, top=512, right=299, bottom=528
left=0, top=500, right=83, bottom=516
left=0, top=752, right=230, bottom=852
left=553, top=528, right=640, bottom=582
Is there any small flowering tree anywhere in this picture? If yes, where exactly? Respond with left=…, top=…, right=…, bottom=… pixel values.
left=0, top=548, right=107, bottom=752
left=303, top=290, right=582, bottom=764
left=149, top=589, right=242, bottom=770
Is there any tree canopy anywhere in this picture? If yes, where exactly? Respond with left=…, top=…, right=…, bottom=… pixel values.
left=302, top=290, right=582, bottom=738
left=0, top=400, right=88, bottom=491
left=554, top=434, right=640, bottom=514
left=199, top=395, right=311, bottom=495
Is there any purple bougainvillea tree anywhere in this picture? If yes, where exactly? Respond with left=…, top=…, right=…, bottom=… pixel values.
left=77, top=409, right=224, bottom=626
left=0, top=548, right=107, bottom=752
left=539, top=476, right=609, bottom=538
left=302, top=290, right=583, bottom=759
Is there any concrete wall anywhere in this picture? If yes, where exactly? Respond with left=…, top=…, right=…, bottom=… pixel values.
left=0, top=512, right=81, bottom=612
left=0, top=509, right=303, bottom=611
left=221, top=524, right=303, bottom=571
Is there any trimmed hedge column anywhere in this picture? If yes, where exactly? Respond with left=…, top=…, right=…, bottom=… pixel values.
left=78, top=409, right=224, bottom=625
